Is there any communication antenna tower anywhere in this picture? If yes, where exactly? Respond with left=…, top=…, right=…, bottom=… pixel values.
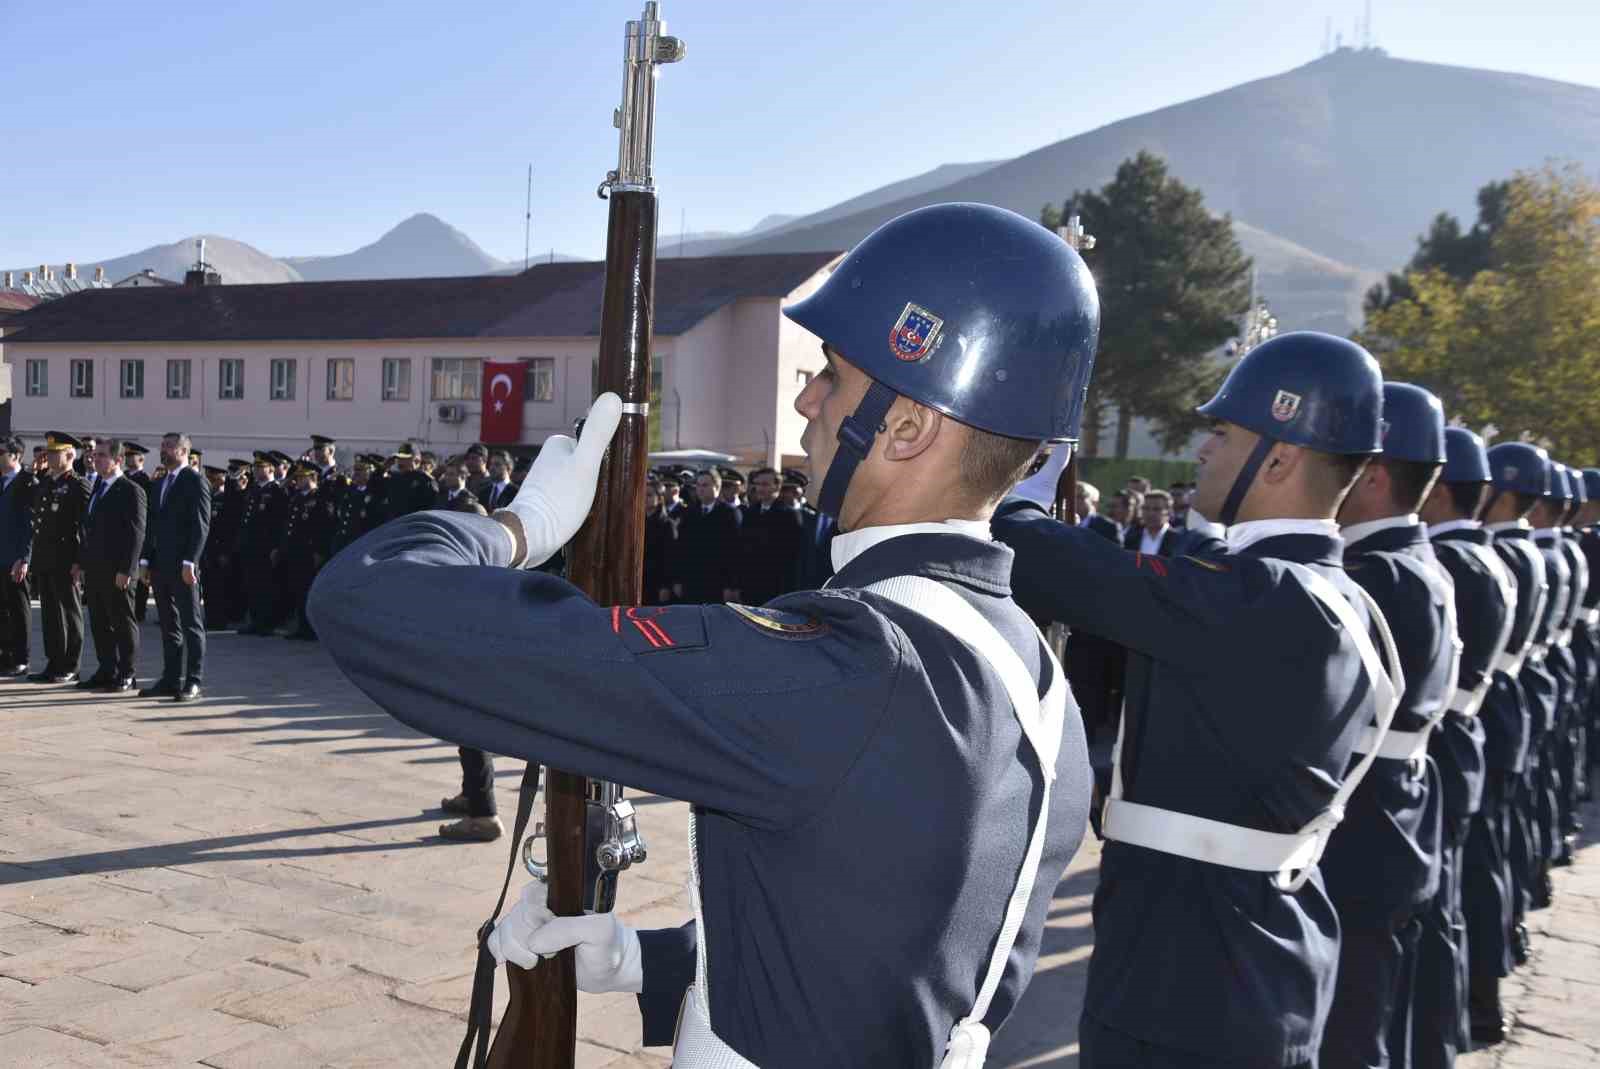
left=523, top=164, right=533, bottom=272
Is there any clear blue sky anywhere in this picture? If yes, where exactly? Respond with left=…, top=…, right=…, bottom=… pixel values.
left=4, top=0, right=1598, bottom=267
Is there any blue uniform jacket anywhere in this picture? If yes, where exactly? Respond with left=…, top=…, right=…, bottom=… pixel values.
left=1322, top=523, right=1449, bottom=926
left=0, top=470, right=36, bottom=567
left=308, top=511, right=1090, bottom=1067
left=1525, top=532, right=1571, bottom=740
left=992, top=499, right=1383, bottom=1067
left=1488, top=528, right=1547, bottom=774
left=1429, top=527, right=1509, bottom=840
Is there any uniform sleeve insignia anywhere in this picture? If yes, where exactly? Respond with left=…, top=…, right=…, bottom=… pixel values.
left=1181, top=555, right=1230, bottom=573
left=611, top=605, right=708, bottom=654
left=725, top=603, right=827, bottom=638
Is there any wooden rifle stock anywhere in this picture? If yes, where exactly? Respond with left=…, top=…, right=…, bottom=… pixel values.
left=487, top=6, right=679, bottom=1065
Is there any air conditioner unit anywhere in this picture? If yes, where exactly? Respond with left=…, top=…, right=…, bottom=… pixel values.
left=437, top=403, right=466, bottom=423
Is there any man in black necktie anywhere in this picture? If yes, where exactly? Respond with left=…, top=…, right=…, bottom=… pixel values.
left=121, top=443, right=154, bottom=623
left=28, top=432, right=90, bottom=683
left=0, top=436, right=37, bottom=676
left=140, top=431, right=211, bottom=701
left=76, top=439, right=147, bottom=692
left=475, top=450, right=516, bottom=511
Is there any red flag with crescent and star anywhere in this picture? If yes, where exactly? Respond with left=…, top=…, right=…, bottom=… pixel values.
left=479, top=361, right=527, bottom=444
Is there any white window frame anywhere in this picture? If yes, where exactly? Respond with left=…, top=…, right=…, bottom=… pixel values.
left=24, top=360, right=47, bottom=397
left=70, top=359, right=94, bottom=398
left=525, top=357, right=556, bottom=402
left=167, top=359, right=192, bottom=399
left=120, top=359, right=144, bottom=399
left=270, top=358, right=296, bottom=401
left=218, top=358, right=244, bottom=400
left=326, top=358, right=355, bottom=401
left=430, top=357, right=481, bottom=401
left=381, top=358, right=411, bottom=402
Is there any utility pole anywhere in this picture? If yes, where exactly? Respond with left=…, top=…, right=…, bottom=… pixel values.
left=524, top=164, right=533, bottom=272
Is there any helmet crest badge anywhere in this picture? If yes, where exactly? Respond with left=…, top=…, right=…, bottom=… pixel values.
left=1271, top=390, right=1302, bottom=422
left=889, top=302, right=944, bottom=362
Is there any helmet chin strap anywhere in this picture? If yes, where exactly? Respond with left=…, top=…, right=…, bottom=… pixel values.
left=1217, top=437, right=1277, bottom=527
left=816, top=381, right=899, bottom=524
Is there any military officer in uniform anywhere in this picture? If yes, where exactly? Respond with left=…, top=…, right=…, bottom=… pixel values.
left=1551, top=468, right=1589, bottom=867
left=121, top=442, right=154, bottom=623
left=28, top=433, right=90, bottom=683
left=993, top=332, right=1399, bottom=1069
left=0, top=436, right=37, bottom=676
left=1522, top=463, right=1573, bottom=912
left=314, top=203, right=1095, bottom=1066
left=384, top=442, right=438, bottom=520
left=1576, top=470, right=1600, bottom=805
left=1418, top=428, right=1518, bottom=1051
left=279, top=463, right=332, bottom=640
left=332, top=455, right=381, bottom=553
left=238, top=452, right=290, bottom=635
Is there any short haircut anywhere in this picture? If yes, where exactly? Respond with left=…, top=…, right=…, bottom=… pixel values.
left=750, top=467, right=779, bottom=483
left=698, top=469, right=722, bottom=487
left=490, top=450, right=512, bottom=466
left=1142, top=489, right=1172, bottom=509
left=1445, top=481, right=1488, bottom=519
left=100, top=438, right=124, bottom=458
left=3, top=436, right=23, bottom=457
left=1126, top=475, right=1152, bottom=493
left=1307, top=450, right=1370, bottom=502
left=1078, top=481, right=1100, bottom=506
left=1384, top=459, right=1443, bottom=514
left=1115, top=490, right=1143, bottom=511
left=163, top=431, right=191, bottom=452
left=959, top=428, right=1044, bottom=507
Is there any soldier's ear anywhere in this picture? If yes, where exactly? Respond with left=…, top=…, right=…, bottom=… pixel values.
left=880, top=399, right=942, bottom=464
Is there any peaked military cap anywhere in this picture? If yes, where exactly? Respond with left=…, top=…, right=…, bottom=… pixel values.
left=227, top=457, right=250, bottom=470
left=203, top=464, right=226, bottom=476
left=393, top=441, right=420, bottom=459
left=268, top=450, right=292, bottom=465
left=252, top=450, right=275, bottom=464
left=781, top=467, right=810, bottom=489
left=121, top=441, right=149, bottom=456
left=311, top=434, right=337, bottom=446
left=718, top=467, right=746, bottom=485
left=45, top=432, right=83, bottom=452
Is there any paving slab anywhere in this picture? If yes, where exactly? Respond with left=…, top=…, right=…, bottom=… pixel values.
left=1, top=610, right=1596, bottom=1066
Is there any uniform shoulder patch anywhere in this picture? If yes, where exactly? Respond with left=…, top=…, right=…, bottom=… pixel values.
left=611, top=606, right=709, bottom=654
left=725, top=603, right=828, bottom=639
left=1181, top=555, right=1230, bottom=573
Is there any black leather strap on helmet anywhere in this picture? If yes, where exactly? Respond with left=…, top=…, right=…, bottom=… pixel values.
left=1218, top=436, right=1277, bottom=527
left=816, top=380, right=898, bottom=523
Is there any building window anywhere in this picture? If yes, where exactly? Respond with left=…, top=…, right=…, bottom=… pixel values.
left=70, top=359, right=94, bottom=398
left=326, top=358, right=355, bottom=401
left=270, top=358, right=296, bottom=400
left=796, top=369, right=813, bottom=386
left=525, top=357, right=555, bottom=402
left=218, top=358, right=244, bottom=400
left=24, top=360, right=46, bottom=397
left=120, top=359, right=145, bottom=399
left=382, top=358, right=411, bottom=401
left=431, top=357, right=481, bottom=401
left=167, top=359, right=191, bottom=399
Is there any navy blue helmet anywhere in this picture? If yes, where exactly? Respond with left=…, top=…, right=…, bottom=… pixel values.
left=1197, top=332, right=1384, bottom=457
left=1379, top=383, right=1446, bottom=464
left=1569, top=465, right=1588, bottom=507
left=785, top=202, right=1101, bottom=518
left=1547, top=462, right=1574, bottom=502
left=1583, top=469, right=1600, bottom=503
left=1486, top=442, right=1551, bottom=498
left=1442, top=427, right=1491, bottom=484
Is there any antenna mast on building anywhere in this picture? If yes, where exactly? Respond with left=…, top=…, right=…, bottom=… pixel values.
left=1363, top=0, right=1373, bottom=48
left=1322, top=17, right=1332, bottom=54
left=524, top=164, right=533, bottom=272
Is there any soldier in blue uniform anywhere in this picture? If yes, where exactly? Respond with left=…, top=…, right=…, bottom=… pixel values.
left=1576, top=469, right=1600, bottom=805
left=1419, top=428, right=1519, bottom=1049
left=312, top=203, right=1096, bottom=1066
left=237, top=451, right=289, bottom=635
left=992, top=331, right=1399, bottom=1069
left=1550, top=467, right=1589, bottom=867
left=1483, top=442, right=1551, bottom=971
left=1522, top=462, right=1572, bottom=912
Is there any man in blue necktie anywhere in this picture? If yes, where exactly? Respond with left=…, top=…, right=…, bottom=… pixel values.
left=139, top=431, right=211, bottom=701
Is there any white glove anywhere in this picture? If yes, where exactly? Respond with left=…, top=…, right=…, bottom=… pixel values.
left=1011, top=445, right=1071, bottom=509
left=487, top=882, right=643, bottom=994
left=502, top=393, right=623, bottom=568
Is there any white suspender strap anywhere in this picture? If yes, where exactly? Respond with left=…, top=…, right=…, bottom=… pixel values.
left=1352, top=556, right=1458, bottom=760
left=1450, top=541, right=1518, bottom=717
left=860, top=577, right=1065, bottom=1069
left=1101, top=563, right=1402, bottom=892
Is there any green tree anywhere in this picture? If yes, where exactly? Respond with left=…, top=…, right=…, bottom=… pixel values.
left=1357, top=165, right=1600, bottom=463
left=1045, top=152, right=1253, bottom=457
left=1364, top=181, right=1512, bottom=314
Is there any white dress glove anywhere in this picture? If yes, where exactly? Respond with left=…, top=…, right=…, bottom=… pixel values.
left=1010, top=445, right=1071, bottom=509
left=502, top=392, right=624, bottom=569
left=487, top=881, right=644, bottom=994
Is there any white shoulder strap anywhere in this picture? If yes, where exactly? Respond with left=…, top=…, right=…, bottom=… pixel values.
left=860, top=576, right=1065, bottom=1069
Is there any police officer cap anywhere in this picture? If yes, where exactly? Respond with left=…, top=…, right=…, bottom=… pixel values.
left=393, top=441, right=420, bottom=459
left=252, top=450, right=275, bottom=465
left=190, top=448, right=203, bottom=458
left=1379, top=383, right=1446, bottom=464
left=658, top=473, right=680, bottom=488
left=718, top=467, right=745, bottom=485
left=44, top=431, right=83, bottom=452
left=1547, top=462, right=1574, bottom=503
left=227, top=457, right=249, bottom=470
left=677, top=468, right=696, bottom=484
left=1486, top=441, right=1550, bottom=498
left=782, top=467, right=810, bottom=489
left=292, top=461, right=320, bottom=479
left=121, top=441, right=149, bottom=456
left=784, top=202, right=1099, bottom=445
left=203, top=464, right=225, bottom=476
left=1441, top=427, right=1491, bottom=483
left=1197, top=332, right=1384, bottom=456
left=270, top=450, right=294, bottom=465
left=311, top=434, right=336, bottom=447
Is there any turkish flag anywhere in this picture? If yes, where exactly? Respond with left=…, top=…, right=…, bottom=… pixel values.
left=480, top=361, right=527, bottom=444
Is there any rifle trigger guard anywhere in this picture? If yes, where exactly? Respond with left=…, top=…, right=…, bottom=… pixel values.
left=521, top=821, right=550, bottom=884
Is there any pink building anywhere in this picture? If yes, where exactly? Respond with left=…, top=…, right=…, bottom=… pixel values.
left=0, top=253, right=838, bottom=467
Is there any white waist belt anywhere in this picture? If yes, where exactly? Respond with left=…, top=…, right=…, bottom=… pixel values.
left=1450, top=681, right=1490, bottom=718
left=1352, top=722, right=1434, bottom=763
left=1495, top=649, right=1527, bottom=676
left=1556, top=628, right=1573, bottom=649
left=1100, top=798, right=1325, bottom=874
left=1527, top=644, right=1549, bottom=664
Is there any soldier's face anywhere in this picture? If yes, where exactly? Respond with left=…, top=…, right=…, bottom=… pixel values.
left=352, top=467, right=370, bottom=487
left=1193, top=420, right=1259, bottom=520
left=719, top=483, right=741, bottom=504
left=694, top=474, right=718, bottom=505
left=796, top=344, right=870, bottom=493
left=751, top=473, right=780, bottom=504
left=441, top=468, right=462, bottom=492
left=46, top=449, right=70, bottom=476
left=208, top=474, right=225, bottom=491
left=644, top=486, right=660, bottom=512
left=254, top=462, right=273, bottom=483
left=779, top=485, right=800, bottom=508
left=312, top=444, right=333, bottom=466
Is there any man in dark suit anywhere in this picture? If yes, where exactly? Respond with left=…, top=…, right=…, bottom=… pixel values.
left=76, top=439, right=147, bottom=692
left=385, top=442, right=440, bottom=519
left=28, top=433, right=90, bottom=683
left=674, top=469, right=742, bottom=603
left=737, top=467, right=804, bottom=603
left=140, top=432, right=211, bottom=701
left=0, top=436, right=37, bottom=676
left=475, top=450, right=517, bottom=512
left=121, top=443, right=155, bottom=622
left=1120, top=489, right=1183, bottom=556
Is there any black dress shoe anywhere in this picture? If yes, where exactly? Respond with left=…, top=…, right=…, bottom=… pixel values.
left=2, top=663, right=30, bottom=677
left=25, top=670, right=55, bottom=682
left=139, top=681, right=179, bottom=698
left=102, top=676, right=137, bottom=693
left=76, top=673, right=113, bottom=690
left=1470, top=1016, right=1507, bottom=1045
left=47, top=671, right=80, bottom=684
left=173, top=681, right=202, bottom=702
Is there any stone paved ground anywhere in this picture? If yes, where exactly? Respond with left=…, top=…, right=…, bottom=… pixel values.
left=1, top=612, right=1595, bottom=1067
